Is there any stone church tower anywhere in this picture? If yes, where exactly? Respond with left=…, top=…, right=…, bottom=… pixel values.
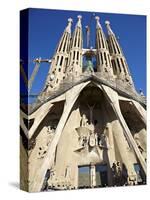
left=20, top=15, right=146, bottom=192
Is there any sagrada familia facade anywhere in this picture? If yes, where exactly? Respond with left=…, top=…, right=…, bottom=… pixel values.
left=20, top=15, right=147, bottom=192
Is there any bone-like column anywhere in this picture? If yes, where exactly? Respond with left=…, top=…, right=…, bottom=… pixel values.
left=20, top=137, right=28, bottom=191
left=29, top=81, right=90, bottom=192
left=20, top=116, right=28, bottom=138
left=131, top=100, right=146, bottom=125
left=104, top=123, right=116, bottom=186
left=100, top=100, right=116, bottom=186
left=106, top=124, right=116, bottom=165
left=28, top=93, right=66, bottom=140
left=101, top=84, right=146, bottom=175
left=28, top=103, right=54, bottom=139
left=112, top=119, right=136, bottom=179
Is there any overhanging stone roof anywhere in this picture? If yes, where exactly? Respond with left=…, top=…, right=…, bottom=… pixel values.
left=23, top=73, right=146, bottom=115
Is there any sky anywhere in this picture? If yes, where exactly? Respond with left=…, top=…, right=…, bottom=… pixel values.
left=20, top=8, right=146, bottom=103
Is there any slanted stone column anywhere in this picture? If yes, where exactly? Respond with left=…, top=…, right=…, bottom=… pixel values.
left=20, top=136, right=28, bottom=191
left=112, top=119, right=137, bottom=185
left=101, top=84, right=146, bottom=178
left=20, top=110, right=28, bottom=138
left=105, top=123, right=116, bottom=186
left=97, top=93, right=116, bottom=186
left=131, top=100, right=146, bottom=125
left=29, top=81, right=90, bottom=192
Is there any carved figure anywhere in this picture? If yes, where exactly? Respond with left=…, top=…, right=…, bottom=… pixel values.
left=81, top=114, right=88, bottom=127
left=89, top=133, right=96, bottom=147
left=112, top=161, right=123, bottom=186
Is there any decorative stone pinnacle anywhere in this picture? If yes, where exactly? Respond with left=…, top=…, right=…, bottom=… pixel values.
left=95, top=16, right=102, bottom=29
left=68, top=18, right=73, bottom=23
left=77, top=15, right=82, bottom=20
left=105, top=20, right=110, bottom=25
left=105, top=20, right=114, bottom=35
left=95, top=16, right=100, bottom=21
left=76, top=15, right=82, bottom=28
left=65, top=18, right=73, bottom=33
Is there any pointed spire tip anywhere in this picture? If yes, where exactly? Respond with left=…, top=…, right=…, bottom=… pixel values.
left=105, top=20, right=110, bottom=25
left=68, top=18, right=73, bottom=23
left=95, top=16, right=100, bottom=21
left=65, top=17, right=72, bottom=33
left=105, top=20, right=114, bottom=35
left=77, top=15, right=82, bottom=19
left=95, top=16, right=102, bottom=29
left=76, top=15, right=82, bottom=28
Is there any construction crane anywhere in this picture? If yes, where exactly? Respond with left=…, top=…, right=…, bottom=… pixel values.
left=28, top=57, right=51, bottom=92
left=20, top=57, right=51, bottom=94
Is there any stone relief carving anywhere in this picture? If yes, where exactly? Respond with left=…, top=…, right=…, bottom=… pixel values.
left=127, top=172, right=137, bottom=185
left=47, top=166, right=74, bottom=190
left=49, top=167, right=56, bottom=181
left=37, top=125, right=55, bottom=159
left=134, top=134, right=145, bottom=152
left=37, top=145, right=48, bottom=159
left=112, top=161, right=137, bottom=186
left=47, top=125, right=55, bottom=137
left=81, top=114, right=88, bottom=127
left=112, top=161, right=125, bottom=186
left=89, top=132, right=96, bottom=147
left=99, top=128, right=109, bottom=149
left=75, top=112, right=109, bottom=152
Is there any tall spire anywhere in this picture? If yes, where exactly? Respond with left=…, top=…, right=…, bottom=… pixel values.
left=43, top=18, right=72, bottom=94
left=105, top=20, right=134, bottom=87
left=95, top=16, right=113, bottom=77
left=66, top=15, right=83, bottom=77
